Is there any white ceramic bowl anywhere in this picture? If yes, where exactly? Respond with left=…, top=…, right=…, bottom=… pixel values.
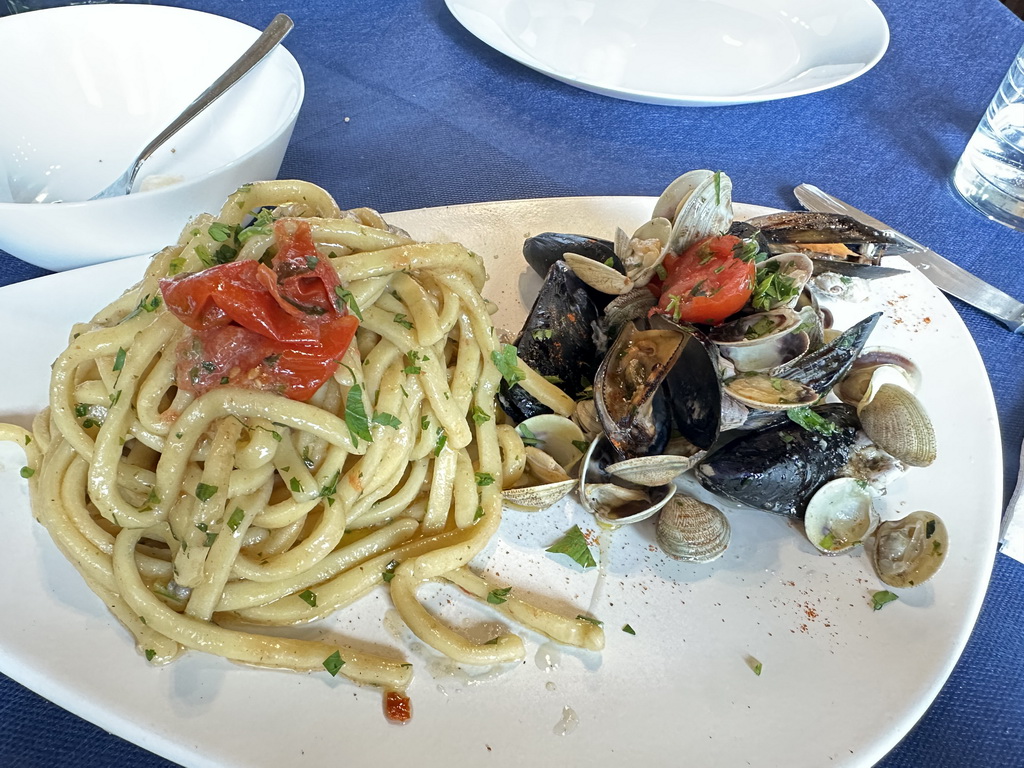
left=0, top=4, right=304, bottom=271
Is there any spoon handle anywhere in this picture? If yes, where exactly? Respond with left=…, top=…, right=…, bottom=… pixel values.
left=124, top=13, right=294, bottom=192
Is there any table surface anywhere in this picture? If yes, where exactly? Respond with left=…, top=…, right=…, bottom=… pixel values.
left=3, top=0, right=1024, bottom=766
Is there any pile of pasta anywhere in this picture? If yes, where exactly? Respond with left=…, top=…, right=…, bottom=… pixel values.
left=2, top=181, right=603, bottom=699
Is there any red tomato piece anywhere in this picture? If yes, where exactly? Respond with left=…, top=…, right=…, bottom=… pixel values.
left=159, top=219, right=358, bottom=401
left=384, top=690, right=412, bottom=724
left=651, top=234, right=755, bottom=325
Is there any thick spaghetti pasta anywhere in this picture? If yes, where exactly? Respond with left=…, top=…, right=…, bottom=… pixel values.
left=4, top=180, right=603, bottom=708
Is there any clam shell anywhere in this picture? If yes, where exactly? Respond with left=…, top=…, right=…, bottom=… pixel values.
left=582, top=481, right=674, bottom=525
left=502, top=479, right=576, bottom=511
left=708, top=308, right=801, bottom=347
left=803, top=478, right=878, bottom=554
left=655, top=495, right=731, bottom=562
left=606, top=452, right=702, bottom=487
left=872, top=511, right=947, bottom=588
left=724, top=373, right=819, bottom=411
left=517, top=414, right=586, bottom=472
left=752, top=252, right=814, bottom=311
left=563, top=252, right=632, bottom=295
left=523, top=447, right=572, bottom=484
left=834, top=348, right=922, bottom=407
left=857, top=383, right=936, bottom=467
left=720, top=330, right=810, bottom=373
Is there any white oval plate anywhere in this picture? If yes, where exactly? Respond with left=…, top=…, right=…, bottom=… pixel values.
left=0, top=196, right=998, bottom=768
left=445, top=0, right=890, bottom=106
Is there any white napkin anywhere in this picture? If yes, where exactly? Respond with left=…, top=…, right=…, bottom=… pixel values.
left=1000, top=441, right=1024, bottom=563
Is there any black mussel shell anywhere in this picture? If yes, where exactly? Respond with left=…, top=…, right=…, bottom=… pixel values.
left=498, top=260, right=601, bottom=423
left=747, top=212, right=899, bottom=246
left=695, top=403, right=859, bottom=517
left=523, top=232, right=622, bottom=279
left=781, top=312, right=881, bottom=393
left=727, top=221, right=770, bottom=254
left=664, top=331, right=721, bottom=451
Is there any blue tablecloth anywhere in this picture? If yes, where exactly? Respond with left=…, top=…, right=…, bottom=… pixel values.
left=3, top=0, right=1024, bottom=765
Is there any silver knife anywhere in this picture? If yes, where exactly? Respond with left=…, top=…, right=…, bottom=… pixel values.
left=795, top=183, right=1024, bottom=334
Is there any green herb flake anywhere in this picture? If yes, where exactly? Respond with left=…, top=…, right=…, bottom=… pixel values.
left=227, top=507, right=245, bottom=532
left=113, top=347, right=127, bottom=372
left=168, top=257, right=186, bottom=276
left=298, top=589, right=317, bottom=607
left=517, top=423, right=540, bottom=447
left=471, top=406, right=491, bottom=424
left=474, top=505, right=485, bottom=521
left=319, top=471, right=341, bottom=504
left=872, top=590, right=899, bottom=611
left=74, top=403, right=89, bottom=418
left=421, top=415, right=430, bottom=431
left=19, top=466, right=34, bottom=479
left=208, top=222, right=234, bottom=242
left=622, top=624, right=636, bottom=635
left=195, top=483, right=218, bottom=502
left=145, top=648, right=156, bottom=662
left=819, top=532, right=837, bottom=551
left=491, top=344, right=526, bottom=387
left=289, top=477, right=302, bottom=494
left=383, top=559, right=399, bottom=582
left=393, top=313, right=414, bottom=330
left=474, top=472, right=495, bottom=487
left=487, top=586, right=513, bottom=604
left=334, top=286, right=364, bottom=320
left=576, top=614, right=603, bottom=627
left=925, top=519, right=937, bottom=538
left=787, top=407, right=838, bottom=435
left=546, top=525, right=597, bottom=569
left=433, top=428, right=448, bottom=457
left=204, top=531, right=218, bottom=547
left=531, top=328, right=554, bottom=341
left=655, top=263, right=668, bottom=281
left=403, top=364, right=422, bottom=375
left=323, top=650, right=345, bottom=676
left=373, top=412, right=402, bottom=429
left=345, top=384, right=373, bottom=445
left=571, top=439, right=589, bottom=453
left=751, top=659, right=763, bottom=676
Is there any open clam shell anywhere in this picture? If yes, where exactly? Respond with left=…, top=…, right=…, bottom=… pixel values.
left=582, top=481, right=675, bottom=526
left=803, top=478, right=878, bottom=554
left=751, top=252, right=814, bottom=311
left=517, top=414, right=587, bottom=473
left=708, top=308, right=802, bottom=347
left=724, top=373, right=819, bottom=411
left=834, top=348, right=922, bottom=407
left=605, top=449, right=702, bottom=487
left=656, top=494, right=731, bottom=562
left=719, top=330, right=810, bottom=373
left=872, top=511, right=948, bottom=588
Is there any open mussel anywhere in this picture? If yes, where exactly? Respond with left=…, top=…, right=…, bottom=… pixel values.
left=695, top=403, right=860, bottom=517
left=745, top=212, right=907, bottom=279
left=523, top=232, right=621, bottom=280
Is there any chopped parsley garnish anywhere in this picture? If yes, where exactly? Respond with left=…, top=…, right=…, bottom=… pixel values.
left=572, top=439, right=589, bottom=453
left=622, top=624, right=636, bottom=635
left=531, top=328, right=554, bottom=341
left=752, top=260, right=800, bottom=311
left=474, top=472, right=495, bottom=486
left=323, top=650, right=345, bottom=676
left=872, top=590, right=899, bottom=611
left=546, top=525, right=597, bottom=569
left=517, top=423, right=540, bottom=447
left=744, top=316, right=778, bottom=340
left=195, top=483, right=218, bottom=502
left=751, top=659, right=763, bottom=676
left=576, top=614, right=603, bottom=627
left=787, top=407, right=838, bottom=435
left=487, top=587, right=512, bottom=604
left=393, top=313, right=413, bottom=330
left=145, top=649, right=156, bottom=662
left=113, top=347, right=127, bottom=372
left=732, top=237, right=763, bottom=263
left=383, top=560, right=399, bottom=582
left=373, top=412, right=402, bottom=429
left=420, top=415, right=430, bottom=431
left=433, top=428, right=448, bottom=456
left=208, top=222, right=234, bottom=242
left=819, top=532, right=837, bottom=551
left=542, top=374, right=564, bottom=385
left=226, top=507, right=245, bottom=532
left=334, top=286, right=363, bottom=320
left=491, top=344, right=526, bottom=387
left=19, top=466, right=34, bottom=479
left=289, top=477, right=303, bottom=493
left=168, top=257, right=186, bottom=276
left=471, top=406, right=491, bottom=424
left=474, top=506, right=485, bottom=521
left=298, top=589, right=317, bottom=607
left=345, top=384, right=373, bottom=445
left=403, top=364, right=421, bottom=375
left=319, top=471, right=341, bottom=505
left=74, top=403, right=89, bottom=418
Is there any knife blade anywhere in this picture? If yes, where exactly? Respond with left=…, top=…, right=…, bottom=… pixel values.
left=794, top=183, right=1024, bottom=334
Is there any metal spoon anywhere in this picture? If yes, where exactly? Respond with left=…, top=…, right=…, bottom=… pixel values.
left=88, top=13, right=294, bottom=201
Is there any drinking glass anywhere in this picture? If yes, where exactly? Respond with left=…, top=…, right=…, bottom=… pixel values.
left=953, top=43, right=1024, bottom=230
